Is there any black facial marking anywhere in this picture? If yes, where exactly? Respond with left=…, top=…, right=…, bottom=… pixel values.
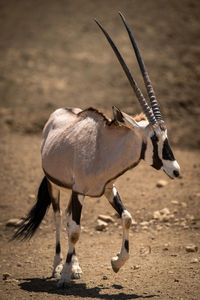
left=162, top=138, right=175, bottom=161
left=140, top=141, right=147, bottom=160
left=151, top=134, right=163, bottom=170
left=113, top=192, right=126, bottom=217
left=66, top=249, right=75, bottom=263
left=72, top=192, right=82, bottom=225
left=56, top=242, right=61, bottom=254
left=124, top=240, right=129, bottom=252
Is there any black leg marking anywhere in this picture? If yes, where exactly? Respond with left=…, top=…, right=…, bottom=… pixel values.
left=56, top=242, right=61, bottom=254
left=66, top=249, right=75, bottom=264
left=113, top=191, right=126, bottom=217
left=151, top=134, right=163, bottom=170
left=124, top=240, right=129, bottom=252
left=71, top=192, right=82, bottom=225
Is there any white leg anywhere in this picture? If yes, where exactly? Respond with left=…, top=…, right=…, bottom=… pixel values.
left=104, top=184, right=132, bottom=273
left=47, top=182, right=63, bottom=278
left=58, top=192, right=84, bottom=287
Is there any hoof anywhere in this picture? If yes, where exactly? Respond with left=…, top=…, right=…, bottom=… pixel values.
left=111, top=257, right=120, bottom=273
left=71, top=271, right=82, bottom=279
left=52, top=264, right=63, bottom=279
left=57, top=278, right=71, bottom=288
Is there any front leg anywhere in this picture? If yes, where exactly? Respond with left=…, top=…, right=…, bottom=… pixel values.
left=104, top=184, right=132, bottom=273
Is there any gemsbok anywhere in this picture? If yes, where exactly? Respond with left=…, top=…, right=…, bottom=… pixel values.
left=13, top=13, right=180, bottom=287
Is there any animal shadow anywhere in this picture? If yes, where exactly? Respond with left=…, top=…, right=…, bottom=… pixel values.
left=19, top=277, right=158, bottom=299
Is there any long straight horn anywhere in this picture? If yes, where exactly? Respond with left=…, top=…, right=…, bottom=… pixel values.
left=95, top=19, right=157, bottom=125
left=119, top=12, right=163, bottom=123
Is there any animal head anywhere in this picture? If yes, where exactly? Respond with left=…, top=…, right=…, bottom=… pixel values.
left=96, top=13, right=180, bottom=179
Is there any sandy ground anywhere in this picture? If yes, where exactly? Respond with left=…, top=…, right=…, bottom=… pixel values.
left=0, top=1, right=200, bottom=299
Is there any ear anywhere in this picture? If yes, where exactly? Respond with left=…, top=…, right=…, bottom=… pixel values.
left=112, top=106, right=141, bottom=129
left=112, top=106, right=125, bottom=124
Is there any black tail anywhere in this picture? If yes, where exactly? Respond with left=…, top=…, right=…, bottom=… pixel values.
left=12, top=176, right=51, bottom=240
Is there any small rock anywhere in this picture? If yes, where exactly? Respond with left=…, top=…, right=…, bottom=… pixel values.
left=132, top=219, right=137, bottom=226
left=131, top=265, right=140, bottom=270
left=102, top=275, right=108, bottom=280
left=140, top=221, right=149, bottom=227
left=3, top=273, right=11, bottom=280
left=160, top=208, right=170, bottom=215
left=181, top=202, right=187, bottom=208
left=98, top=214, right=114, bottom=223
left=190, top=258, right=199, bottom=264
left=171, top=200, right=179, bottom=205
left=156, top=180, right=168, bottom=188
left=185, top=245, right=198, bottom=253
left=140, top=246, right=151, bottom=256
left=6, top=218, right=23, bottom=227
left=96, top=219, right=108, bottom=231
left=153, top=211, right=161, bottom=220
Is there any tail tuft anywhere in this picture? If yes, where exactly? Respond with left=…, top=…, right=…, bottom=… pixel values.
left=12, top=176, right=51, bottom=241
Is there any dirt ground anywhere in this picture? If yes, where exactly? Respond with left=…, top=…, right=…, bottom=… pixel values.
left=0, top=1, right=200, bottom=299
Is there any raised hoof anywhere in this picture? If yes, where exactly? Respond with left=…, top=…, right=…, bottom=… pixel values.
left=111, top=257, right=120, bottom=273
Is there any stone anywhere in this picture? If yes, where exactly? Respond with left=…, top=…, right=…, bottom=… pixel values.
left=160, top=208, right=170, bottom=215
left=140, top=221, right=149, bottom=227
left=96, top=219, right=108, bottom=231
left=171, top=200, right=179, bottom=205
left=153, top=211, right=161, bottom=220
left=3, top=273, right=11, bottom=280
left=98, top=214, right=114, bottom=223
left=190, top=258, right=199, bottom=264
left=156, top=180, right=168, bottom=188
left=131, top=265, right=140, bottom=270
left=185, top=245, right=198, bottom=253
left=6, top=218, right=23, bottom=227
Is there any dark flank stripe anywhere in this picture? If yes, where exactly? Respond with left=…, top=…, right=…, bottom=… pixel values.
left=124, top=240, right=129, bottom=252
left=151, top=134, right=163, bottom=170
left=56, top=242, right=61, bottom=254
left=162, top=138, right=175, bottom=161
left=66, top=249, right=75, bottom=264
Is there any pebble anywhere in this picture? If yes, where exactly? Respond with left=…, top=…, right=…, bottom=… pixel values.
left=140, top=221, right=149, bottom=227
left=96, top=219, right=108, bottom=231
left=156, top=180, right=168, bottom=188
left=6, top=218, right=23, bottom=227
left=160, top=208, right=170, bottom=215
left=171, top=200, right=179, bottom=205
left=131, top=265, right=140, bottom=270
left=98, top=214, right=114, bottom=223
left=3, top=273, right=11, bottom=280
left=185, top=245, right=198, bottom=253
left=190, top=258, right=199, bottom=264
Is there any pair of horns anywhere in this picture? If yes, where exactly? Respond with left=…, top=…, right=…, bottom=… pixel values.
left=95, top=12, right=163, bottom=126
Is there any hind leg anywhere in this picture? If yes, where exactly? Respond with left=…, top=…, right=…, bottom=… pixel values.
left=58, top=191, right=84, bottom=287
left=47, top=182, right=63, bottom=278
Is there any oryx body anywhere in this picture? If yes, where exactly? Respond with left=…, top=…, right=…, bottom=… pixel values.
left=13, top=13, right=180, bottom=288
left=42, top=107, right=144, bottom=197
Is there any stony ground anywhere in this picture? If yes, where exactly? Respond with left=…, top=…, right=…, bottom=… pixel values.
left=0, top=1, right=200, bottom=299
